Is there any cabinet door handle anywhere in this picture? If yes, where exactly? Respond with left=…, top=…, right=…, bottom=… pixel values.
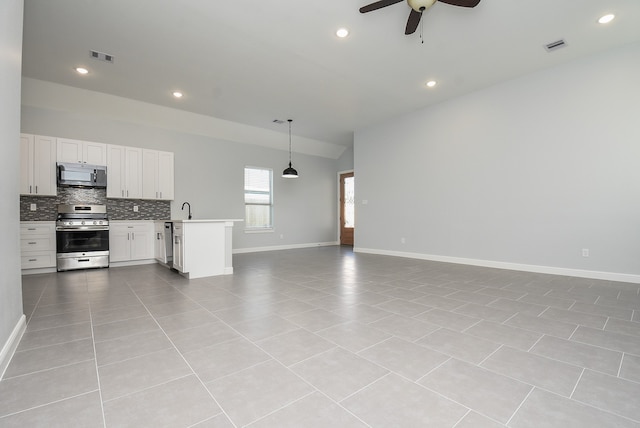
left=160, top=192, right=162, bottom=198
left=29, top=185, right=32, bottom=193
left=132, top=232, right=135, bottom=240
left=28, top=241, right=37, bottom=245
left=121, top=190, right=124, bottom=197
left=127, top=233, right=130, bottom=240
left=28, top=258, right=37, bottom=262
left=35, top=186, right=38, bottom=194
left=27, top=228, right=36, bottom=231
left=127, top=190, right=129, bottom=197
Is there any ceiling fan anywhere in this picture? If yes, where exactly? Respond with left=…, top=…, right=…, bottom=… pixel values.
left=359, top=0, right=481, bottom=35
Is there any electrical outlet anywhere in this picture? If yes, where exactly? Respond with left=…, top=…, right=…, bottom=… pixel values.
left=133, top=205, right=139, bottom=212
left=582, top=248, right=589, bottom=257
left=30, top=203, right=37, bottom=211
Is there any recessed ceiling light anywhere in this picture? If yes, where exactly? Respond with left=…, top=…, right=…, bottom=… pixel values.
left=336, top=28, right=349, bottom=38
left=172, top=91, right=183, bottom=98
left=426, top=80, right=437, bottom=88
left=75, top=67, right=88, bottom=75
left=598, top=14, right=615, bottom=24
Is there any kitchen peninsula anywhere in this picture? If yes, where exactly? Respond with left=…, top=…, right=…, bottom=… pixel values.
left=171, top=219, right=242, bottom=279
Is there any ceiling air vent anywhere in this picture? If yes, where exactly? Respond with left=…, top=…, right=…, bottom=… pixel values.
left=90, top=50, right=114, bottom=63
left=544, top=39, right=567, bottom=52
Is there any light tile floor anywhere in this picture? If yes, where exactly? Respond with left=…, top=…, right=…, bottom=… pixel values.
left=1, top=246, right=640, bottom=427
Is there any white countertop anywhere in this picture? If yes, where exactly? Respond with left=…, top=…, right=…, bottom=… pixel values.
left=171, top=219, right=243, bottom=223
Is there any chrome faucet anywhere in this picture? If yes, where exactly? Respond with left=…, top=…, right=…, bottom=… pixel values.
left=181, top=202, right=192, bottom=220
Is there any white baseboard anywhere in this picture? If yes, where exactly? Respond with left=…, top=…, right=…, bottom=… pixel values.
left=354, top=247, right=640, bottom=284
left=109, top=259, right=158, bottom=268
left=234, top=241, right=339, bottom=254
left=0, top=314, right=26, bottom=380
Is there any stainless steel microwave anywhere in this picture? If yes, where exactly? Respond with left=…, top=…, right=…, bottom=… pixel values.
left=57, top=162, right=107, bottom=188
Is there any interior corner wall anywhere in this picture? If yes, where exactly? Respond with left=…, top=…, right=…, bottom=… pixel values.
left=1, top=0, right=25, bottom=373
left=21, top=98, right=338, bottom=251
left=354, top=42, right=640, bottom=280
left=336, top=145, right=354, bottom=172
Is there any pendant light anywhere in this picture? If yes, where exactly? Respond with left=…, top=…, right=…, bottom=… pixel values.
left=282, top=119, right=299, bottom=178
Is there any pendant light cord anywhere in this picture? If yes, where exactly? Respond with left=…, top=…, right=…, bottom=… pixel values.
left=288, top=119, right=293, bottom=166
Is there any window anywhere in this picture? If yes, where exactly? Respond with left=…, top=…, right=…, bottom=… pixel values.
left=244, top=167, right=273, bottom=229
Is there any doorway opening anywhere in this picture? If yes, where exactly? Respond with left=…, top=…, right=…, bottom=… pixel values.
left=340, top=171, right=354, bottom=246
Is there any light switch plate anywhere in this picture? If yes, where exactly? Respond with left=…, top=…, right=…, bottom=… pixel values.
left=133, top=205, right=139, bottom=212
left=30, top=203, right=37, bottom=211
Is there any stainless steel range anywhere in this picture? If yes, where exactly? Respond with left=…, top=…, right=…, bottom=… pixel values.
left=56, top=204, right=109, bottom=271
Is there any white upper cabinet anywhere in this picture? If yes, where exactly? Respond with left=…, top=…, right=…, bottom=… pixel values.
left=106, top=144, right=142, bottom=199
left=22, top=133, right=173, bottom=201
left=142, top=149, right=174, bottom=200
left=106, top=144, right=125, bottom=198
left=106, top=144, right=143, bottom=199
left=20, top=134, right=57, bottom=196
left=85, top=141, right=107, bottom=164
left=125, top=147, right=143, bottom=199
left=57, top=138, right=106, bottom=165
left=142, top=149, right=158, bottom=200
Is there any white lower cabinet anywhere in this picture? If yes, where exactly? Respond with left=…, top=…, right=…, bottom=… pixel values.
left=21, top=222, right=56, bottom=270
left=171, top=220, right=240, bottom=278
left=109, top=222, right=154, bottom=263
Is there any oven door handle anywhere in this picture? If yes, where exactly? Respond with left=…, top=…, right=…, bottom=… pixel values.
left=56, top=226, right=110, bottom=231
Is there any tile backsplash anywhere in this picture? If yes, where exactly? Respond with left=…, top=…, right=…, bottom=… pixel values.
left=20, top=187, right=170, bottom=221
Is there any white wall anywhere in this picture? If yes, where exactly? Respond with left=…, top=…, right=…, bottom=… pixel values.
left=21, top=85, right=340, bottom=250
left=0, top=0, right=25, bottom=376
left=355, top=42, right=640, bottom=281
left=336, top=145, right=354, bottom=173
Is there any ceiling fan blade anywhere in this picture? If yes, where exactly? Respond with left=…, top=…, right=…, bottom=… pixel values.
left=437, top=0, right=481, bottom=7
left=359, top=0, right=403, bottom=13
left=405, top=9, right=422, bottom=34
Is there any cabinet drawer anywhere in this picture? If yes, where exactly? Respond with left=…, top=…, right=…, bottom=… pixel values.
left=21, top=224, right=55, bottom=235
left=21, top=252, right=56, bottom=269
left=21, top=236, right=55, bottom=252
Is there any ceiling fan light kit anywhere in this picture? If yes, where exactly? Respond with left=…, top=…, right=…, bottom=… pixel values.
left=407, top=0, right=436, bottom=12
left=359, top=0, right=481, bottom=35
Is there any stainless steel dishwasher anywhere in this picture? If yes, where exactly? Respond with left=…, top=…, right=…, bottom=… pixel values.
left=164, top=222, right=173, bottom=268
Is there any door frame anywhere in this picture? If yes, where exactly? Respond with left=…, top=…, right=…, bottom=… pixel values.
left=337, top=169, right=354, bottom=245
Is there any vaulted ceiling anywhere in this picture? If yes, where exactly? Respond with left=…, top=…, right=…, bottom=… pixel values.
left=21, top=0, right=640, bottom=147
